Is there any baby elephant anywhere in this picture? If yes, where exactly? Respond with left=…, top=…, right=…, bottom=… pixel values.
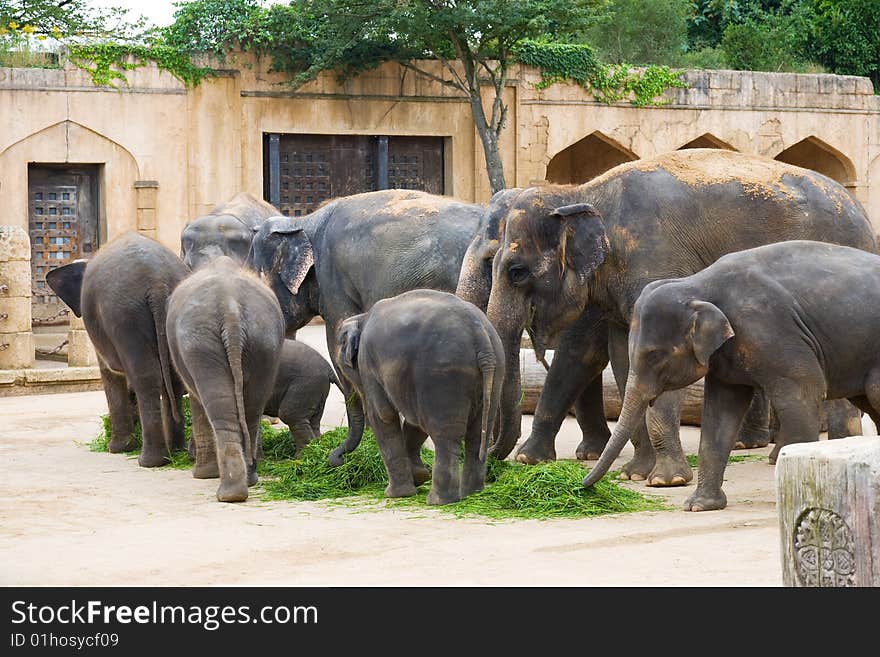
left=334, top=289, right=505, bottom=505
left=583, top=240, right=880, bottom=512
left=264, top=340, right=341, bottom=453
left=167, top=257, right=285, bottom=502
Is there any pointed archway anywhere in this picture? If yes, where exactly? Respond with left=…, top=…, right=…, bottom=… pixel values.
left=678, top=133, right=736, bottom=150
left=774, top=136, right=856, bottom=187
left=545, top=131, right=638, bottom=184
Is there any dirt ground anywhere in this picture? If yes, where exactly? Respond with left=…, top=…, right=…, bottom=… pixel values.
left=4, top=325, right=873, bottom=587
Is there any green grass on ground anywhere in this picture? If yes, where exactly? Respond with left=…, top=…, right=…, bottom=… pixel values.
left=88, top=408, right=669, bottom=520
left=685, top=453, right=767, bottom=469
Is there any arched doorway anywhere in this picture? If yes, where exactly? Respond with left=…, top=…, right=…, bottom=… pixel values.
left=678, top=133, right=735, bottom=150
left=774, top=136, right=856, bottom=188
left=545, top=131, right=638, bottom=184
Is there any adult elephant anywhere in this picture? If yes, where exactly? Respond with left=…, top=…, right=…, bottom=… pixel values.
left=180, top=192, right=279, bottom=270
left=486, top=148, right=877, bottom=486
left=249, top=189, right=484, bottom=462
left=456, top=188, right=613, bottom=460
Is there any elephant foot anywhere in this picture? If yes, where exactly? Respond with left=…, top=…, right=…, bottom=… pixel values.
left=768, top=444, right=782, bottom=465
left=384, top=482, right=417, bottom=498
left=427, top=486, right=461, bottom=506
left=138, top=448, right=169, bottom=468
left=412, top=465, right=431, bottom=487
left=187, top=439, right=196, bottom=461
left=216, top=479, right=248, bottom=503
left=108, top=436, right=138, bottom=453
left=193, top=460, right=220, bottom=479
left=247, top=467, right=258, bottom=487
left=460, top=479, right=484, bottom=499
left=646, top=455, right=693, bottom=487
left=514, top=435, right=556, bottom=465
left=734, top=426, right=770, bottom=450
left=683, top=489, right=727, bottom=512
left=617, top=450, right=656, bottom=482
left=576, top=435, right=609, bottom=461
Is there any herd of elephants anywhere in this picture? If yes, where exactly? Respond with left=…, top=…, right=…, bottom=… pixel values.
left=44, top=148, right=880, bottom=511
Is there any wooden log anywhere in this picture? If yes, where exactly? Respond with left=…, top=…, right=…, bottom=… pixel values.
left=519, top=349, right=705, bottom=425
left=775, top=436, right=880, bottom=586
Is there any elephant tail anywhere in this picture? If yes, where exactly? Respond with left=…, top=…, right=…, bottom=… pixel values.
left=329, top=368, right=343, bottom=392
left=222, top=301, right=253, bottom=466
left=476, top=329, right=499, bottom=463
left=149, top=288, right=180, bottom=424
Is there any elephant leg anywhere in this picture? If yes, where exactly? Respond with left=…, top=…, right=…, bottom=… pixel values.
left=608, top=324, right=654, bottom=481
left=190, top=396, right=218, bottom=479
left=460, top=417, right=486, bottom=499
left=427, top=436, right=462, bottom=506
left=684, top=377, right=754, bottom=512
left=768, top=378, right=823, bottom=465
left=403, top=422, right=430, bottom=487
left=644, top=389, right=693, bottom=487
left=369, top=409, right=416, bottom=499
left=133, top=375, right=170, bottom=468
left=99, top=363, right=138, bottom=453
left=733, top=390, right=771, bottom=449
left=279, top=393, right=318, bottom=454
left=161, top=387, right=185, bottom=454
left=246, top=416, right=261, bottom=487
left=310, top=394, right=328, bottom=437
left=824, top=398, right=863, bottom=440
left=516, top=308, right=609, bottom=464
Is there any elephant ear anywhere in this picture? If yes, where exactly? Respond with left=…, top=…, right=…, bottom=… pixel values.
left=552, top=203, right=610, bottom=283
left=253, top=222, right=315, bottom=296
left=46, top=260, right=87, bottom=318
left=338, top=316, right=364, bottom=370
left=688, top=300, right=735, bottom=367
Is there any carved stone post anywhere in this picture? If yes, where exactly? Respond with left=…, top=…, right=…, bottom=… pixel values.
left=776, top=436, right=880, bottom=586
left=0, top=226, right=35, bottom=369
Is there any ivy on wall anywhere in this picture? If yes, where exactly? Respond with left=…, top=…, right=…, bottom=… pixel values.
left=512, top=40, right=687, bottom=106
left=67, top=43, right=213, bottom=87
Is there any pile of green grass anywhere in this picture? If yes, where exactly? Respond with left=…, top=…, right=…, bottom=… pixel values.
left=88, top=408, right=668, bottom=519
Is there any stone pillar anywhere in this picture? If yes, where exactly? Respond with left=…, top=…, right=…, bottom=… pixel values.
left=67, top=313, right=97, bottom=367
left=0, top=226, right=34, bottom=369
left=776, top=436, right=880, bottom=587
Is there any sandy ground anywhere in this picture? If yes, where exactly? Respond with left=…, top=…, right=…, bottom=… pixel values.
left=5, top=325, right=872, bottom=587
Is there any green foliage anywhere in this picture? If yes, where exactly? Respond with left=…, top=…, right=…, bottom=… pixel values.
left=685, top=453, right=767, bottom=468
left=513, top=39, right=687, bottom=105
left=67, top=42, right=214, bottom=87
left=88, top=412, right=667, bottom=520
left=799, top=0, right=880, bottom=88
left=719, top=7, right=813, bottom=72
left=583, top=0, right=691, bottom=66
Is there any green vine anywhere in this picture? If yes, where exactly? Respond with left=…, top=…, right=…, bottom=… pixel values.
left=512, top=40, right=688, bottom=106
left=67, top=43, right=214, bottom=87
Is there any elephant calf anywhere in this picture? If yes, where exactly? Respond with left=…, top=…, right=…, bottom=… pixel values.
left=584, top=240, right=880, bottom=511
left=335, top=290, right=505, bottom=505
left=167, top=257, right=285, bottom=502
left=264, top=339, right=341, bottom=454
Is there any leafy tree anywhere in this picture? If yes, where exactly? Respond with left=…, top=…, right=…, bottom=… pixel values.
left=584, top=0, right=690, bottom=66
left=0, top=0, right=151, bottom=39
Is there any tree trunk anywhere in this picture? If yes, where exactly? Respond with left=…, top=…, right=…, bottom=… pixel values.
left=468, top=93, right=507, bottom=194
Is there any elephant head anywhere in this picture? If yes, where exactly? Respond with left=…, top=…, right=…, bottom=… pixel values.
left=180, top=193, right=280, bottom=270
left=45, top=259, right=88, bottom=318
left=485, top=186, right=610, bottom=457
left=583, top=282, right=735, bottom=487
left=248, top=216, right=320, bottom=332
left=456, top=187, right=523, bottom=312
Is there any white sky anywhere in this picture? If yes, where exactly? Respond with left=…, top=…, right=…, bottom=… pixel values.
left=86, top=1, right=289, bottom=28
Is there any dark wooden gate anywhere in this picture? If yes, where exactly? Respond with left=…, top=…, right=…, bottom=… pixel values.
left=265, top=134, right=444, bottom=217
left=27, top=165, right=99, bottom=324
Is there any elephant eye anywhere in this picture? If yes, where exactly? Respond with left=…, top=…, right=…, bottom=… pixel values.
left=508, top=264, right=530, bottom=285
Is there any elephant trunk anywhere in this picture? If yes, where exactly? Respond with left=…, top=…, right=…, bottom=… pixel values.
left=486, top=284, right=527, bottom=459
left=455, top=249, right=491, bottom=312
left=583, top=375, right=650, bottom=487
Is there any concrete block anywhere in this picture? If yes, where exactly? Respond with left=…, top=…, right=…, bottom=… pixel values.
left=0, top=226, right=31, bottom=262
left=0, top=296, right=32, bottom=333
left=854, top=78, right=874, bottom=95
left=0, top=331, right=34, bottom=369
left=67, top=328, right=97, bottom=367
left=796, top=74, right=820, bottom=95
left=776, top=436, right=880, bottom=587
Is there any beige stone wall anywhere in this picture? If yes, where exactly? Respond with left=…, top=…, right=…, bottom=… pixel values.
left=1, top=55, right=878, bottom=262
